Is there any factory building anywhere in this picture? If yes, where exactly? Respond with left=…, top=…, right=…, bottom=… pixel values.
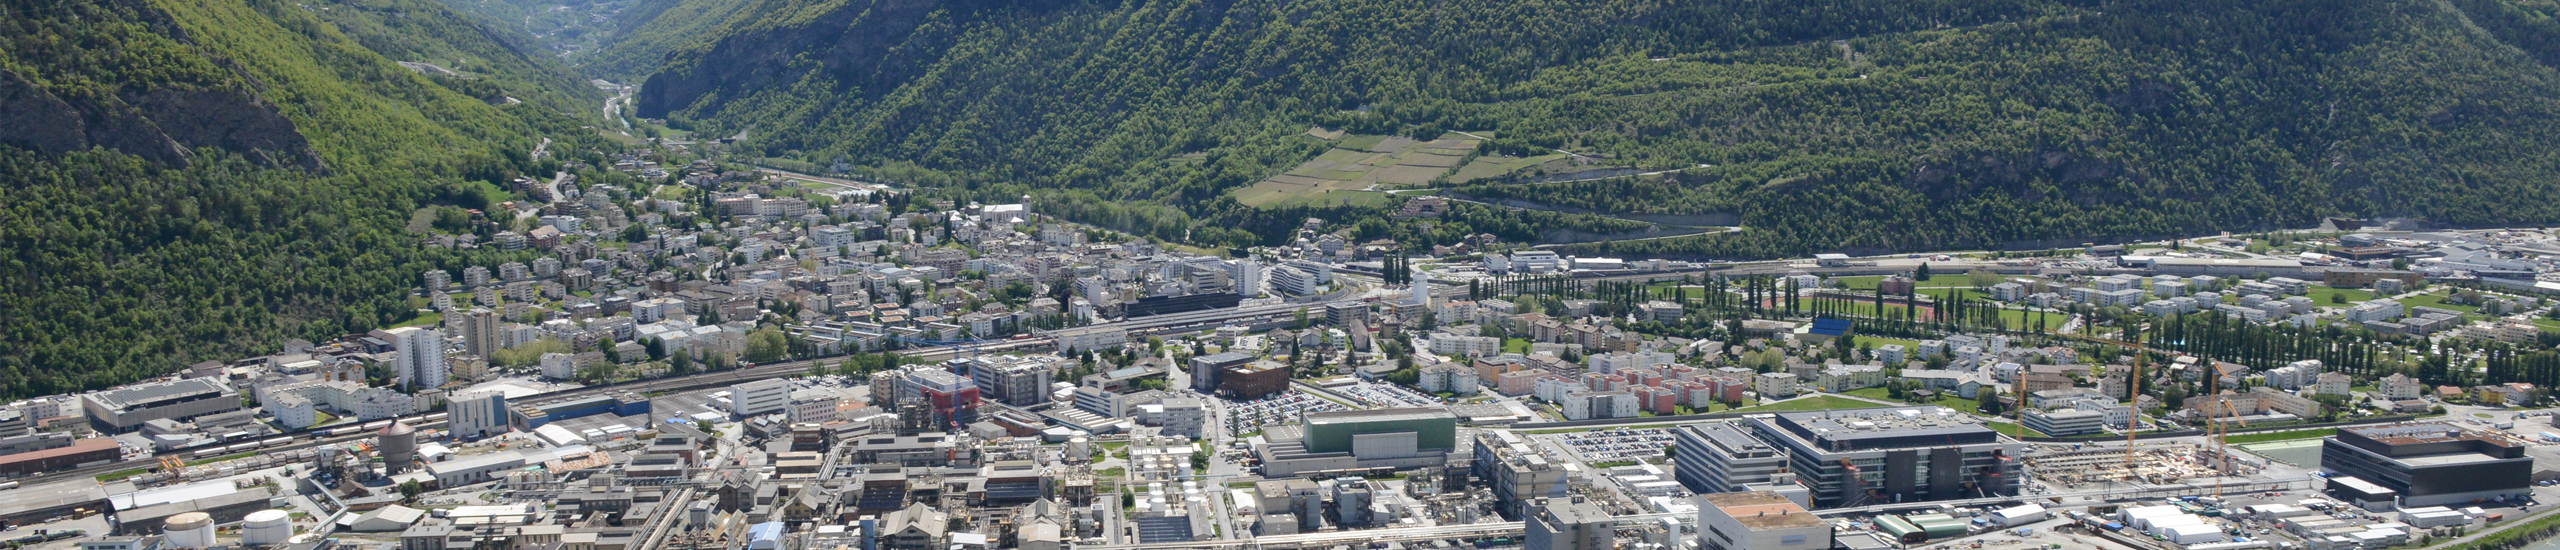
left=2323, top=423, right=2534, bottom=507
left=1188, top=352, right=1253, bottom=394
left=1746, top=407, right=2022, bottom=508
left=1673, top=422, right=1791, bottom=494
left=1257, top=408, right=1457, bottom=478
left=1473, top=430, right=1569, bottom=520
left=82, top=378, right=241, bottom=434
left=1697, top=491, right=1832, bottom=550
left=1524, top=497, right=1612, bottom=550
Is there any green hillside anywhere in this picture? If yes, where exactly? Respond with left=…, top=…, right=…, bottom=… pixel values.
left=0, top=0, right=607, bottom=396
left=304, top=0, right=609, bottom=117
left=575, top=0, right=761, bottom=82
left=629, top=0, right=2560, bottom=254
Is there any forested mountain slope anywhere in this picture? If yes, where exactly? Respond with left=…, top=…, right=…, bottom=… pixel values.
left=632, top=0, right=2560, bottom=256
left=576, top=0, right=761, bottom=82
left=305, top=0, right=608, bottom=116
left=0, top=0, right=604, bottom=396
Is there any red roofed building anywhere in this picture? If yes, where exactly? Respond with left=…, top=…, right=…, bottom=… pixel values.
left=0, top=438, right=118, bottom=476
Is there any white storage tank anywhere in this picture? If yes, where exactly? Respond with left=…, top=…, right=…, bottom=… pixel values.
left=242, top=509, right=294, bottom=545
left=164, top=512, right=216, bottom=549
left=1067, top=436, right=1090, bottom=460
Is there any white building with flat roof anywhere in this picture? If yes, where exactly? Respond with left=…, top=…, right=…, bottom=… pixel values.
left=1697, top=491, right=1830, bottom=550
left=731, top=379, right=791, bottom=417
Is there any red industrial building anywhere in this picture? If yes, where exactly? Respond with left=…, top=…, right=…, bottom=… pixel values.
left=1219, top=362, right=1291, bottom=400
left=0, top=438, right=119, bottom=476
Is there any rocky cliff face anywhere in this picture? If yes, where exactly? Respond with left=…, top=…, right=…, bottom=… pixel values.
left=0, top=67, right=323, bottom=172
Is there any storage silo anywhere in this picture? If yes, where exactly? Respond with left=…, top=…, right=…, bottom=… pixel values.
left=163, top=512, right=216, bottom=548
left=242, top=509, right=294, bottom=545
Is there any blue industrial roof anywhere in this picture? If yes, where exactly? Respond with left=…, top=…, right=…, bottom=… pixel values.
left=1810, top=318, right=1852, bottom=336
left=749, top=521, right=786, bottom=542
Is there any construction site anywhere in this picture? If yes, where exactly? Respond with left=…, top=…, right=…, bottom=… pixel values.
left=2024, top=442, right=2268, bottom=488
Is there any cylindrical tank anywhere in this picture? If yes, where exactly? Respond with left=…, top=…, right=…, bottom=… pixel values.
left=242, top=509, right=293, bottom=545
left=378, top=421, right=417, bottom=474
left=164, top=512, right=216, bottom=548
left=1066, top=436, right=1090, bottom=460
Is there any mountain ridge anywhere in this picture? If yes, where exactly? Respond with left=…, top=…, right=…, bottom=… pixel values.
left=623, top=0, right=2560, bottom=258
left=0, top=0, right=604, bottom=396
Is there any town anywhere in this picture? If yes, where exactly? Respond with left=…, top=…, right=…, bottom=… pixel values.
left=6, top=161, right=2560, bottom=550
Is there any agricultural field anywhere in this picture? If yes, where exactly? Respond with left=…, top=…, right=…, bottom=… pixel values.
left=1234, top=132, right=1495, bottom=207
left=1445, top=153, right=1568, bottom=183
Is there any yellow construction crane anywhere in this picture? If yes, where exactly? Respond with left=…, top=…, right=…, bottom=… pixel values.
left=2036, top=330, right=2154, bottom=475
left=2126, top=335, right=2144, bottom=473
left=2205, top=370, right=2250, bottom=500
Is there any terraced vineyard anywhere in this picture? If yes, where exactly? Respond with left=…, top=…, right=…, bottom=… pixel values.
left=1234, top=132, right=1501, bottom=208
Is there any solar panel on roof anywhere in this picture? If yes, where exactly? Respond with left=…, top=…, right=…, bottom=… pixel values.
left=1132, top=517, right=1195, bottom=543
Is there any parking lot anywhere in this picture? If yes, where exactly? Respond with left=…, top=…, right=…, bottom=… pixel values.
left=1540, top=427, right=1675, bottom=464
left=1335, top=381, right=1441, bottom=408
left=1225, top=391, right=1348, bottom=436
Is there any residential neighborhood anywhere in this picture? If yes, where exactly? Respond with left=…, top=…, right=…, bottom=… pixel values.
left=7, top=165, right=2560, bottom=550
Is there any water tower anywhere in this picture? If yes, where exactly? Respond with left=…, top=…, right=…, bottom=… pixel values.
left=378, top=421, right=418, bottom=475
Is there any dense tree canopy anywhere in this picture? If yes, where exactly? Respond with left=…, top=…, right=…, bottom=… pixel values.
left=633, top=0, right=2560, bottom=256
left=0, top=0, right=610, bottom=397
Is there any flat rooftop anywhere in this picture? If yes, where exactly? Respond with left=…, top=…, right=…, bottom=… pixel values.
left=1305, top=407, right=1454, bottom=426
left=1776, top=406, right=1989, bottom=437
left=88, top=379, right=227, bottom=409
left=2342, top=423, right=2482, bottom=445
left=1684, top=422, right=1779, bottom=458
left=1767, top=407, right=2003, bottom=451
left=1702, top=491, right=1826, bottom=530
left=1194, top=351, right=1255, bottom=364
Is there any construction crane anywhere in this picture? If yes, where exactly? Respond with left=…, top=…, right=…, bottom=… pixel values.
left=2125, top=334, right=2144, bottom=473
left=2054, top=330, right=2249, bottom=496
left=2035, top=330, right=2149, bottom=471
left=2206, top=371, right=2249, bottom=500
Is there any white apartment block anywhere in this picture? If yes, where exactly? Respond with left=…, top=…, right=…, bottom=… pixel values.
left=387, top=326, right=448, bottom=390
